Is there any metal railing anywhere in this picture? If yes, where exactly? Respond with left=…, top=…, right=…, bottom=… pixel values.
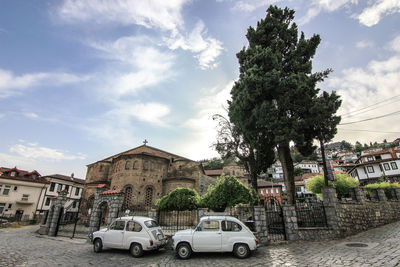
left=295, top=200, right=328, bottom=227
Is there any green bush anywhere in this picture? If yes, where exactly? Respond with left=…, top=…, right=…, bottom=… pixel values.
left=306, top=173, right=359, bottom=198
left=156, top=188, right=200, bottom=211
left=364, top=182, right=400, bottom=199
left=200, top=174, right=255, bottom=212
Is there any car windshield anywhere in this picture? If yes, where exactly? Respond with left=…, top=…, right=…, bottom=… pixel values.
left=144, top=220, right=159, bottom=228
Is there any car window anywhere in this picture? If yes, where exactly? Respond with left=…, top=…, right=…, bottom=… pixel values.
left=221, top=220, right=242, bottom=232
left=144, top=220, right=159, bottom=228
left=198, top=220, right=219, bottom=232
left=127, top=221, right=142, bottom=232
left=110, top=220, right=125, bottom=230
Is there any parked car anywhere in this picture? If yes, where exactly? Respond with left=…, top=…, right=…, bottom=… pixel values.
left=92, top=216, right=166, bottom=257
left=172, top=215, right=258, bottom=259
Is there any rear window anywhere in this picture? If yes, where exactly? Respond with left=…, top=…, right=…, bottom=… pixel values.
left=144, top=220, right=159, bottom=228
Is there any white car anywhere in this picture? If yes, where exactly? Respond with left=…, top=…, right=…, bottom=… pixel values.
left=92, top=216, right=166, bottom=257
left=172, top=216, right=258, bottom=259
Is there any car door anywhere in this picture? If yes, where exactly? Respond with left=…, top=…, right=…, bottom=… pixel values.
left=220, top=220, right=243, bottom=252
left=103, top=220, right=126, bottom=248
left=124, top=220, right=143, bottom=248
left=192, top=219, right=221, bottom=252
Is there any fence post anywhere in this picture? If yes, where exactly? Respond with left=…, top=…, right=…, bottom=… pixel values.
left=322, top=187, right=340, bottom=237
left=354, top=188, right=366, bottom=203
left=282, top=205, right=298, bottom=241
left=376, top=188, right=387, bottom=202
left=176, top=210, right=179, bottom=232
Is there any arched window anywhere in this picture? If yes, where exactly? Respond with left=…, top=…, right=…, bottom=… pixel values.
left=125, top=161, right=130, bottom=170
left=145, top=187, right=153, bottom=207
left=133, top=160, right=138, bottom=169
left=123, top=186, right=133, bottom=209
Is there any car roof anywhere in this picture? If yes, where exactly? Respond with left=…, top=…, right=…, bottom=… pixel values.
left=117, top=216, right=155, bottom=223
left=199, top=215, right=242, bottom=223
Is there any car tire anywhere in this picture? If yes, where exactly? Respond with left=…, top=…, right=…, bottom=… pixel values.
left=233, top=243, right=250, bottom=259
left=176, top=243, right=192, bottom=260
left=130, top=243, right=144, bottom=258
left=93, top=239, right=103, bottom=253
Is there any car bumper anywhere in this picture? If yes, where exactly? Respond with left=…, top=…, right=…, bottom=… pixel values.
left=145, top=240, right=166, bottom=250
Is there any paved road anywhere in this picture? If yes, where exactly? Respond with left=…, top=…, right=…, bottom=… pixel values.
left=1, top=221, right=400, bottom=267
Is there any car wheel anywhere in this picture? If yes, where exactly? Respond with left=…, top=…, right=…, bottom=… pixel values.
left=93, top=239, right=103, bottom=253
left=233, top=243, right=250, bottom=259
left=130, top=243, right=144, bottom=258
left=176, top=243, right=192, bottom=260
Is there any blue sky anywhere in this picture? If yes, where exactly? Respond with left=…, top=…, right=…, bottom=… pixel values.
left=0, top=0, right=399, bottom=178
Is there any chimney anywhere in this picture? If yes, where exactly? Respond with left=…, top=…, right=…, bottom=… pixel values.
left=71, top=173, right=74, bottom=179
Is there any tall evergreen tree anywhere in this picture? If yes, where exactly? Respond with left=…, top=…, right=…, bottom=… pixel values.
left=228, top=6, right=335, bottom=204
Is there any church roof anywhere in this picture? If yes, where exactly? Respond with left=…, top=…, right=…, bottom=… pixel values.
left=88, top=144, right=195, bottom=166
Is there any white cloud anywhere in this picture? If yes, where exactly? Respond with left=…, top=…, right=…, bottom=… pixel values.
left=232, top=0, right=282, bottom=12
left=390, top=35, right=400, bottom=52
left=0, top=113, right=4, bottom=119
left=356, top=40, right=374, bottom=49
left=165, top=20, right=224, bottom=69
left=57, top=0, right=223, bottom=69
left=357, top=0, right=400, bottom=27
left=23, top=112, right=39, bottom=119
left=329, top=35, right=400, bottom=144
left=9, top=142, right=86, bottom=161
left=0, top=69, right=89, bottom=98
left=176, top=81, right=232, bottom=160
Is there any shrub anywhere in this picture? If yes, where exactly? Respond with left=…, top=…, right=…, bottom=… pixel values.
left=364, top=182, right=400, bottom=199
left=156, top=188, right=200, bottom=211
left=306, top=173, right=359, bottom=198
left=200, top=174, right=255, bottom=212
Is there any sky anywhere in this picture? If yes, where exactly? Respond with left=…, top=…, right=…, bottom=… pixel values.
left=0, top=0, right=399, bottom=179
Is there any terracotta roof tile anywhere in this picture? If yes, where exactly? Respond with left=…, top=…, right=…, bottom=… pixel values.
left=100, top=190, right=122, bottom=195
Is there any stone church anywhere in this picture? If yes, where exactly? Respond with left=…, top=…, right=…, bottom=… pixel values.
left=80, top=143, right=215, bottom=225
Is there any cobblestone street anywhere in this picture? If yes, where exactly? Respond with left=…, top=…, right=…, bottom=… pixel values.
left=1, top=221, right=400, bottom=267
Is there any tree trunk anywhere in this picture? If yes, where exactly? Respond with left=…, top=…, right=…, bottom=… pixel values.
left=320, top=139, right=329, bottom=186
left=248, top=149, right=258, bottom=191
left=278, top=142, right=295, bottom=205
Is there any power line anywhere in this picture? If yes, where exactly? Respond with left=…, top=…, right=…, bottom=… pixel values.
left=339, top=110, right=400, bottom=125
left=341, top=98, right=400, bottom=119
left=339, top=94, right=400, bottom=117
left=338, top=128, right=400, bottom=134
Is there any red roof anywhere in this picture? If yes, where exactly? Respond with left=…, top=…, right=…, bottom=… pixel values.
left=44, top=174, right=85, bottom=184
left=0, top=167, right=48, bottom=184
left=204, top=169, right=224, bottom=176
left=100, top=190, right=122, bottom=195
left=97, top=184, right=107, bottom=188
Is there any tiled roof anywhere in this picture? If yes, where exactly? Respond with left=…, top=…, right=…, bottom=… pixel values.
left=100, top=190, right=122, bottom=195
left=0, top=167, right=48, bottom=184
left=257, top=179, right=282, bottom=187
left=44, top=174, right=85, bottom=184
left=96, top=184, right=107, bottom=188
left=302, top=173, right=320, bottom=179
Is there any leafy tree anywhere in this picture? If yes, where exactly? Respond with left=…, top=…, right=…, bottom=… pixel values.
left=342, top=141, right=353, bottom=151
left=201, top=157, right=225, bottom=170
left=306, top=173, right=359, bottom=197
left=228, top=5, right=335, bottom=204
left=213, top=114, right=275, bottom=190
left=200, top=174, right=255, bottom=212
left=294, top=167, right=304, bottom=176
left=156, top=188, right=199, bottom=211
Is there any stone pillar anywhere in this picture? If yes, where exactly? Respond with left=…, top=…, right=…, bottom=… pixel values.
left=377, top=188, right=387, bottom=202
left=282, top=205, right=298, bottom=241
left=48, top=191, right=68, bottom=236
left=354, top=188, right=366, bottom=203
left=394, top=188, right=400, bottom=201
left=322, top=187, right=340, bottom=236
left=88, top=188, right=104, bottom=235
left=197, top=208, right=208, bottom=218
left=253, top=206, right=269, bottom=244
left=108, top=193, right=124, bottom=224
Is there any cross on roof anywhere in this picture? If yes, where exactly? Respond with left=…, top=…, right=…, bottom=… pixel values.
left=143, top=139, right=148, bottom=146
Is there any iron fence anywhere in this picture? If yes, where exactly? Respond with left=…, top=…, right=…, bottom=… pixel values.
left=157, top=210, right=198, bottom=234
left=264, top=199, right=286, bottom=241
left=295, top=200, right=327, bottom=228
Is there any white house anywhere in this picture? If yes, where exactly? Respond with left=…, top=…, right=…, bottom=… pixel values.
left=37, top=174, right=85, bottom=222
left=294, top=161, right=320, bottom=174
left=267, top=161, right=284, bottom=179
left=348, top=148, right=400, bottom=184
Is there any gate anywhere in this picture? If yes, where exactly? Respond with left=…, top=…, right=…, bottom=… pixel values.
left=157, top=210, right=198, bottom=235
left=264, top=197, right=286, bottom=241
left=56, top=199, right=90, bottom=238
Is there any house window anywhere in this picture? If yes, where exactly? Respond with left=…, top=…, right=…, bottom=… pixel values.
left=276, top=188, right=279, bottom=194
left=65, top=185, right=69, bottom=192
left=125, top=161, right=130, bottom=170
left=296, top=187, right=301, bottom=192
left=75, top=188, right=80, bottom=196
left=45, top=198, right=51, bottom=206
left=49, top=182, right=55, bottom=191
left=14, top=186, right=18, bottom=191
left=8, top=204, right=12, bottom=209
left=260, top=189, right=264, bottom=195
left=99, top=165, right=103, bottom=172
left=367, top=156, right=374, bottom=161
left=10, top=171, right=16, bottom=177
left=0, top=185, right=2, bottom=193
left=22, top=194, right=29, bottom=201
left=367, top=166, right=374, bottom=173
left=391, top=162, right=398, bottom=170
left=3, top=185, right=10, bottom=195
left=57, top=184, right=62, bottom=191
left=72, top=201, right=77, bottom=208
left=145, top=187, right=153, bottom=207
left=0, top=203, right=5, bottom=213
left=375, top=155, right=382, bottom=160
left=383, top=163, right=390, bottom=171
